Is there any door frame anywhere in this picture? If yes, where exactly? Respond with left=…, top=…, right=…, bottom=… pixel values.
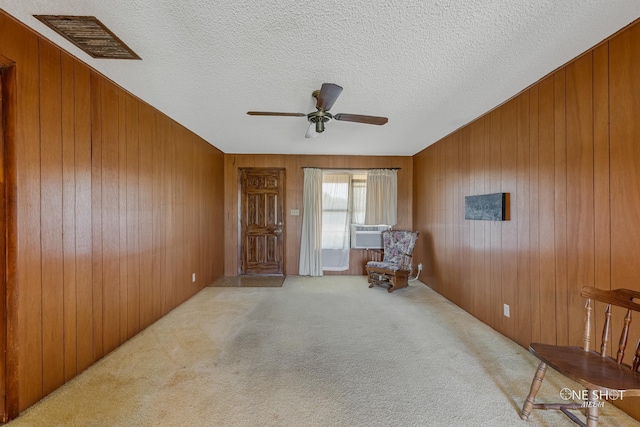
left=0, top=56, right=18, bottom=421
left=238, top=167, right=285, bottom=275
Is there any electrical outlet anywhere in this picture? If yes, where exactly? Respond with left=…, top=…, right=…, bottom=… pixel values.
left=418, top=263, right=423, bottom=272
left=192, top=273, right=196, bottom=283
left=503, top=303, right=510, bottom=318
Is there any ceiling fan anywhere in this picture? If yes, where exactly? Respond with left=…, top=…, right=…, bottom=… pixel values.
left=247, top=83, right=388, bottom=138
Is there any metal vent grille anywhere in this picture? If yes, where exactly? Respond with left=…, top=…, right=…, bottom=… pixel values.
left=34, top=15, right=140, bottom=60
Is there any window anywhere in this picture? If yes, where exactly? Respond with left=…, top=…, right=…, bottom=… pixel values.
left=321, top=171, right=367, bottom=270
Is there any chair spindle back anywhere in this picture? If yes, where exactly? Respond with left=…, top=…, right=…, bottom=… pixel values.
left=581, top=287, right=640, bottom=371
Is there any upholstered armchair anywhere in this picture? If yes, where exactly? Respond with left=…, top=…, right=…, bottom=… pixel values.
left=365, top=230, right=419, bottom=293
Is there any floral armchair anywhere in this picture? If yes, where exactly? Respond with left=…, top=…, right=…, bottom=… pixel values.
left=365, top=230, right=419, bottom=293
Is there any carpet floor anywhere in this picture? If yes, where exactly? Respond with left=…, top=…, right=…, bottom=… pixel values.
left=209, top=275, right=285, bottom=287
left=7, top=276, right=639, bottom=426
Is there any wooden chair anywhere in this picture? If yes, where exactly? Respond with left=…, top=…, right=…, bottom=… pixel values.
left=520, top=287, right=640, bottom=427
left=365, top=230, right=418, bottom=293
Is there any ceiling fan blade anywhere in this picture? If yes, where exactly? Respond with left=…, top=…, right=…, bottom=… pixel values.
left=247, top=111, right=306, bottom=117
left=305, top=123, right=320, bottom=139
left=315, top=83, right=343, bottom=111
left=334, top=113, right=388, bottom=125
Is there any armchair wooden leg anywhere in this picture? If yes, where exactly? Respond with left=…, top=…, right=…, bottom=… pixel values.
left=366, top=271, right=374, bottom=288
left=388, top=276, right=396, bottom=292
left=520, top=362, right=547, bottom=421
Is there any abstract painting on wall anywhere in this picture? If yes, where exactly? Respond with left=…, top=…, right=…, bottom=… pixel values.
left=464, top=193, right=508, bottom=221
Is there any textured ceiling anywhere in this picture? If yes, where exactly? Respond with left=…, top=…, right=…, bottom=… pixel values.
left=2, top=1, right=640, bottom=155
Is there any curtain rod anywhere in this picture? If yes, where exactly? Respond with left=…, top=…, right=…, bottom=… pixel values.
left=300, top=167, right=401, bottom=170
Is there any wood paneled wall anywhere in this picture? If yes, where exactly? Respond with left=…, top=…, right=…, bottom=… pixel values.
left=0, top=12, right=225, bottom=413
left=224, top=155, right=413, bottom=276
left=412, top=20, right=640, bottom=419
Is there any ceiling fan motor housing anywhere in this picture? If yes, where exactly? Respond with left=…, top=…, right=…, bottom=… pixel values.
left=307, top=110, right=332, bottom=133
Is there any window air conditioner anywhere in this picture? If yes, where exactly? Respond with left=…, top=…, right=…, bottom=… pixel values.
left=350, top=224, right=391, bottom=249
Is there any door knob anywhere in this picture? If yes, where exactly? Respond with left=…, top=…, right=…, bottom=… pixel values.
left=274, top=222, right=283, bottom=234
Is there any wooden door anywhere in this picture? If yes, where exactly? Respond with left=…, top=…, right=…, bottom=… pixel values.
left=0, top=59, right=18, bottom=421
left=240, top=168, right=285, bottom=275
left=0, top=62, right=6, bottom=422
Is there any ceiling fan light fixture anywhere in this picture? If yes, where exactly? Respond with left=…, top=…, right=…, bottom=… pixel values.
left=305, top=123, right=319, bottom=138
left=315, top=121, right=324, bottom=133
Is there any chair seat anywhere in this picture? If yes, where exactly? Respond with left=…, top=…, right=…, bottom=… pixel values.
left=530, top=343, right=640, bottom=395
left=366, top=261, right=403, bottom=271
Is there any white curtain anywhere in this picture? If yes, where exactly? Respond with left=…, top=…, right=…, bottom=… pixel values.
left=299, top=168, right=323, bottom=276
left=351, top=173, right=367, bottom=225
left=321, top=172, right=351, bottom=271
left=364, top=169, right=398, bottom=226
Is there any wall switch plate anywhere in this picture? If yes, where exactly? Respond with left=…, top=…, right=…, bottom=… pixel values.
left=503, top=303, right=510, bottom=318
left=290, top=209, right=300, bottom=216
left=192, top=273, right=196, bottom=283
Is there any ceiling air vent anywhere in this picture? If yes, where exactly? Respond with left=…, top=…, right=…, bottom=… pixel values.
left=34, top=15, right=140, bottom=60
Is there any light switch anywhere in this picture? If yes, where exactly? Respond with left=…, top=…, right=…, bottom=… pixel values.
left=290, top=209, right=300, bottom=216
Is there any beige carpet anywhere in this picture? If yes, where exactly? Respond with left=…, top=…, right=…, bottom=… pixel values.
left=209, top=275, right=285, bottom=287
left=7, top=276, right=639, bottom=426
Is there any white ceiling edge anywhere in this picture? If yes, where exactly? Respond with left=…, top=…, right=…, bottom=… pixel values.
left=1, top=1, right=639, bottom=156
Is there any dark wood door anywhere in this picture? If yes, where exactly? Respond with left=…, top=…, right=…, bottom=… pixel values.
left=0, top=63, right=6, bottom=423
left=240, top=168, right=285, bottom=275
left=0, top=60, right=18, bottom=421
